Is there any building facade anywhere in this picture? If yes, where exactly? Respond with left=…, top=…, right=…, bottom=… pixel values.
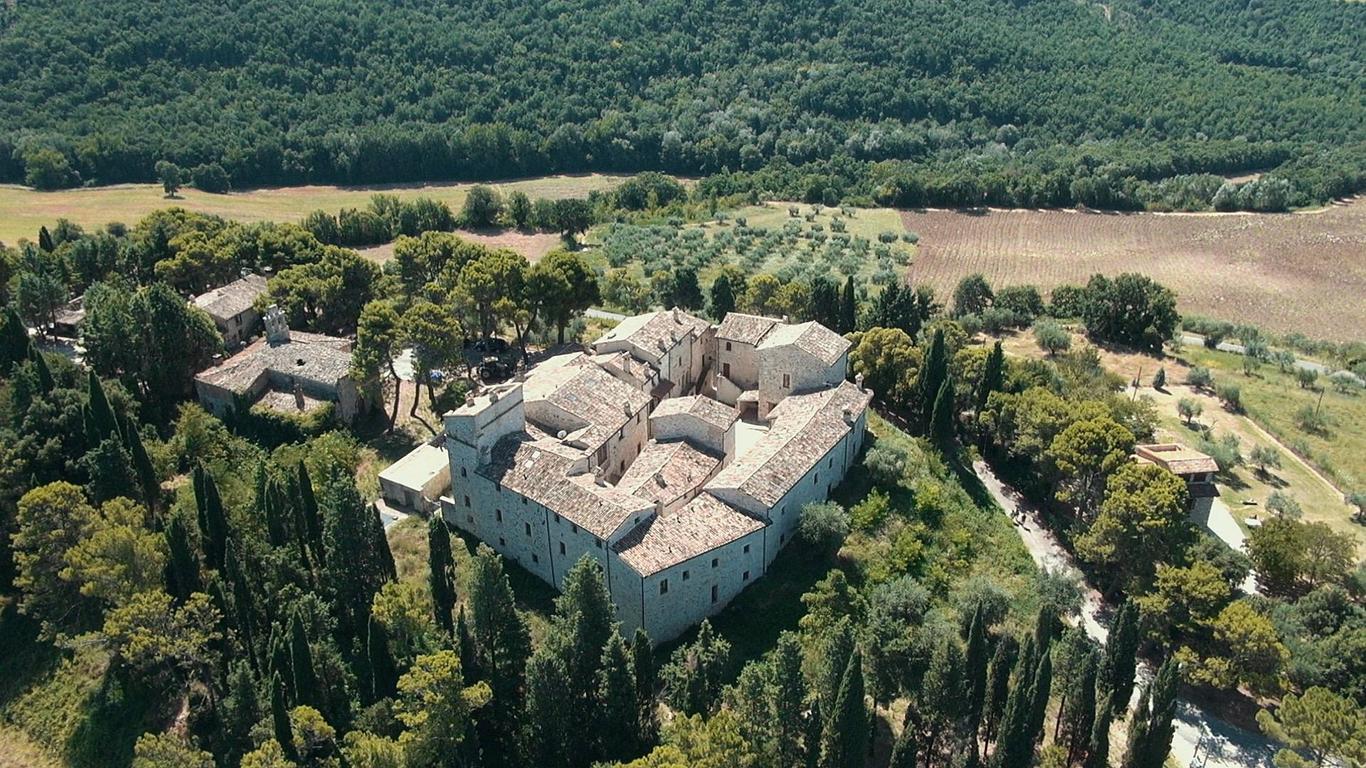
left=440, top=309, right=870, bottom=642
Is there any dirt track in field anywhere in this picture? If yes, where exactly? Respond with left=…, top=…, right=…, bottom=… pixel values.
left=902, top=199, right=1366, bottom=340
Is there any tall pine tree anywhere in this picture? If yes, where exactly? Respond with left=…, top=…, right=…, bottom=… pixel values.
left=931, top=377, right=956, bottom=448
left=1100, top=600, right=1141, bottom=714
left=367, top=614, right=399, bottom=702
left=164, top=515, right=201, bottom=601
left=469, top=545, right=532, bottom=768
left=524, top=654, right=573, bottom=768
left=289, top=612, right=320, bottom=710
left=271, top=672, right=296, bottom=760
left=772, top=632, right=809, bottom=768
left=916, top=329, right=948, bottom=430
left=976, top=341, right=1005, bottom=411
left=840, top=275, right=858, bottom=333
left=597, top=634, right=638, bottom=762
left=964, top=604, right=991, bottom=753
left=982, top=636, right=1018, bottom=745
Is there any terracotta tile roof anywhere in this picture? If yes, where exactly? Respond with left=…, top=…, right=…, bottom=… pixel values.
left=192, top=274, right=268, bottom=321
left=757, top=321, right=850, bottom=366
left=613, top=493, right=763, bottom=576
left=194, top=332, right=353, bottom=393
left=1134, top=444, right=1219, bottom=476
left=522, top=352, right=650, bottom=448
left=592, top=308, right=710, bottom=363
left=479, top=432, right=653, bottom=539
left=616, top=440, right=721, bottom=509
left=649, top=395, right=739, bottom=431
left=716, top=312, right=781, bottom=345
left=707, top=380, right=871, bottom=508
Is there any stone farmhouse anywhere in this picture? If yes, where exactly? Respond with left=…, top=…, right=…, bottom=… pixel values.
left=191, top=273, right=269, bottom=349
left=193, top=306, right=371, bottom=425
left=439, top=309, right=871, bottom=642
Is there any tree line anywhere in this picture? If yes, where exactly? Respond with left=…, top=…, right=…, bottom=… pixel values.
left=2, top=0, right=1362, bottom=211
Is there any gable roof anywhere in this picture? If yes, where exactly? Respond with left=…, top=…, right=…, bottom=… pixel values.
left=194, top=331, right=352, bottom=393
left=522, top=352, right=650, bottom=449
left=192, top=274, right=269, bottom=322
left=757, top=321, right=850, bottom=366
left=707, top=380, right=871, bottom=509
left=615, top=439, right=722, bottom=509
left=649, top=395, right=739, bottom=431
left=592, top=308, right=710, bottom=363
left=613, top=493, right=763, bottom=576
left=715, top=313, right=781, bottom=345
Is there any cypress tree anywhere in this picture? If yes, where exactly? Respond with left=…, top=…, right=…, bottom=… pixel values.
left=29, top=345, right=53, bottom=393
left=1123, top=658, right=1179, bottom=768
left=289, top=612, right=319, bottom=709
left=1083, top=692, right=1114, bottom=768
left=916, top=329, right=947, bottom=430
left=1025, top=649, right=1053, bottom=746
left=820, top=648, right=867, bottom=768
left=259, top=466, right=287, bottom=547
left=631, top=627, right=657, bottom=745
left=982, top=636, right=1017, bottom=745
left=922, top=635, right=965, bottom=768
left=367, top=614, right=398, bottom=702
left=469, top=546, right=532, bottom=768
left=840, top=275, right=857, bottom=333
left=889, top=721, right=918, bottom=768
left=164, top=515, right=201, bottom=601
left=930, top=377, right=956, bottom=447
left=225, top=539, right=258, bottom=672
left=85, top=369, right=120, bottom=441
left=524, top=654, right=573, bottom=768
left=0, top=307, right=33, bottom=373
left=597, top=634, right=638, bottom=761
left=320, top=467, right=388, bottom=642
left=772, top=632, right=808, bottom=768
left=1032, top=606, right=1055, bottom=654
left=38, top=225, right=54, bottom=252
left=991, top=645, right=1035, bottom=768
left=269, top=628, right=293, bottom=696
left=976, top=340, right=1005, bottom=411
left=551, top=556, right=616, bottom=713
left=271, top=672, right=296, bottom=760
left=964, top=604, right=990, bottom=750
left=428, top=515, right=457, bottom=635
left=818, top=618, right=856, bottom=714
left=1100, top=601, right=1140, bottom=714
left=123, top=421, right=158, bottom=511
left=456, top=607, right=479, bottom=682
left=369, top=501, right=397, bottom=582
left=1063, top=652, right=1099, bottom=763
left=296, top=461, right=322, bottom=559
left=710, top=272, right=736, bottom=320
left=195, top=466, right=230, bottom=572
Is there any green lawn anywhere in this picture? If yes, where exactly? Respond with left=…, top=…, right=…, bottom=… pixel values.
left=1176, top=345, right=1365, bottom=494
left=0, top=174, right=628, bottom=246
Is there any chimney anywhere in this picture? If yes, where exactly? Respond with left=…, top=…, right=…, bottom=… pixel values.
left=855, top=372, right=865, bottom=391
left=842, top=407, right=854, bottom=424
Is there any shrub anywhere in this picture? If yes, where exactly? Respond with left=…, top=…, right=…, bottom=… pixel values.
left=1199, top=432, right=1243, bottom=473
left=1216, top=383, right=1243, bottom=412
left=1048, top=284, right=1088, bottom=318
left=982, top=306, right=1021, bottom=334
left=1177, top=397, right=1203, bottom=426
left=1249, top=445, right=1281, bottom=475
left=850, top=488, right=891, bottom=531
left=190, top=163, right=231, bottom=193
left=1186, top=366, right=1213, bottom=390
left=995, top=285, right=1045, bottom=322
left=865, top=444, right=909, bottom=486
left=1328, top=371, right=1360, bottom=394
left=799, top=501, right=850, bottom=552
left=1294, top=404, right=1327, bottom=434
left=1265, top=490, right=1302, bottom=520
left=1152, top=367, right=1167, bottom=389
left=1033, top=319, right=1071, bottom=355
left=1296, top=367, right=1319, bottom=389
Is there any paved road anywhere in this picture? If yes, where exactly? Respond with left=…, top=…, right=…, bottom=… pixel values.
left=974, top=461, right=1277, bottom=768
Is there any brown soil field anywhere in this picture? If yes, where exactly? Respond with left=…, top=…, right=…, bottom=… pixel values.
left=902, top=198, right=1366, bottom=341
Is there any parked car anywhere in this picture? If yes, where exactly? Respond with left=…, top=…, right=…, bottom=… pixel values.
left=478, top=357, right=511, bottom=382
left=472, top=337, right=509, bottom=354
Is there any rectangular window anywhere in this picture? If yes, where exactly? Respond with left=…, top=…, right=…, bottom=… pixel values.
left=828, top=457, right=833, bottom=468
left=722, top=362, right=731, bottom=377
left=682, top=570, right=690, bottom=581
left=725, top=341, right=732, bottom=351
left=464, top=496, right=470, bottom=507
left=495, top=509, right=503, bottom=522
left=522, top=497, right=528, bottom=505
left=572, top=524, right=579, bottom=534
left=660, top=580, right=669, bottom=595
left=532, top=554, right=539, bottom=563
left=711, top=585, right=718, bottom=604
left=524, top=522, right=532, bottom=536
left=460, top=467, right=467, bottom=477
left=743, top=570, right=750, bottom=581
left=499, top=537, right=506, bottom=546
left=559, top=542, right=566, bottom=555
left=595, top=538, right=603, bottom=549
left=743, top=544, right=750, bottom=554
left=495, top=482, right=501, bottom=492
left=554, top=513, right=561, bottom=524
left=782, top=373, right=790, bottom=388
left=711, top=557, right=719, bottom=568
left=467, top=515, right=474, bottom=524
left=619, top=460, right=625, bottom=473
left=814, top=473, right=819, bottom=485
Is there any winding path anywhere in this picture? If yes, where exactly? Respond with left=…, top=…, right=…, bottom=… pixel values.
left=973, top=461, right=1277, bottom=768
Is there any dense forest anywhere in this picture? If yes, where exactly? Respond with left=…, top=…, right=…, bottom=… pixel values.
left=1, top=0, right=1363, bottom=209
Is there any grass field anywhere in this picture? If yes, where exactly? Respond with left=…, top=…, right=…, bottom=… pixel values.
left=903, top=199, right=1366, bottom=340
left=0, top=174, right=628, bottom=246
left=1000, top=330, right=1364, bottom=554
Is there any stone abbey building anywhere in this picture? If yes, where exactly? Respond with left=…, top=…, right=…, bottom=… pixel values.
left=440, top=309, right=871, bottom=641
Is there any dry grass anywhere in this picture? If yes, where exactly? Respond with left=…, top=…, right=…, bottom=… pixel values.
left=903, top=199, right=1366, bottom=340
left=999, top=329, right=1364, bottom=554
left=0, top=174, right=627, bottom=247
left=356, top=227, right=564, bottom=264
